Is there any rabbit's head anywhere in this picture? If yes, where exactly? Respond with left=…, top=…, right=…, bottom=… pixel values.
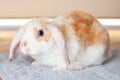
left=9, top=19, right=69, bottom=63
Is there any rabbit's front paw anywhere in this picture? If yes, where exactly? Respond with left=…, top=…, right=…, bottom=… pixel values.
left=68, top=61, right=86, bottom=70
left=31, top=61, right=40, bottom=67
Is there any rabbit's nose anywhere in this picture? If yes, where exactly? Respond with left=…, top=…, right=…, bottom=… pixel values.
left=23, top=41, right=27, bottom=46
left=21, top=41, right=30, bottom=51
left=21, top=41, right=27, bottom=47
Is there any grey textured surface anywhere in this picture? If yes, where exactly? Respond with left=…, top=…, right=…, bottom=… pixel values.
left=0, top=50, right=120, bottom=80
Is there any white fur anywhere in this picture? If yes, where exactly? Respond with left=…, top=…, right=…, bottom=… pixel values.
left=68, top=44, right=107, bottom=70
left=52, top=16, right=64, bottom=26
left=80, top=44, right=106, bottom=65
left=67, top=39, right=80, bottom=62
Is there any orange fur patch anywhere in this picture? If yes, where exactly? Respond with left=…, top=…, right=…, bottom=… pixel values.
left=39, top=17, right=51, bottom=26
left=21, top=41, right=27, bottom=47
left=69, top=11, right=109, bottom=47
left=59, top=25, right=71, bottom=41
left=70, top=11, right=94, bottom=45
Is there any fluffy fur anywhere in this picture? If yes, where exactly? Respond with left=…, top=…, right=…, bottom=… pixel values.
left=9, top=11, right=111, bottom=71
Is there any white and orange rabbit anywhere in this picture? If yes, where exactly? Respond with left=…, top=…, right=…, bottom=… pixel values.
left=9, top=11, right=111, bottom=71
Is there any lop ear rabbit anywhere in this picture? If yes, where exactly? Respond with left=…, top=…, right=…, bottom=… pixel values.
left=9, top=11, right=111, bottom=71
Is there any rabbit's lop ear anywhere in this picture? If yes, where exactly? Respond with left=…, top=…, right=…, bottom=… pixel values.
left=9, top=28, right=24, bottom=61
left=48, top=25, right=70, bottom=64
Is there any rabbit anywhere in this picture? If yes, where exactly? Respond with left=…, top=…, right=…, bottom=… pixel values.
left=9, top=10, right=111, bottom=71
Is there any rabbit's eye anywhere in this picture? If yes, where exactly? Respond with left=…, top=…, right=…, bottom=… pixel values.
left=38, top=30, right=44, bottom=36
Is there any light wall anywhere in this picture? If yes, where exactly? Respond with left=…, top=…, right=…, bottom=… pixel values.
left=0, top=0, right=119, bottom=18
